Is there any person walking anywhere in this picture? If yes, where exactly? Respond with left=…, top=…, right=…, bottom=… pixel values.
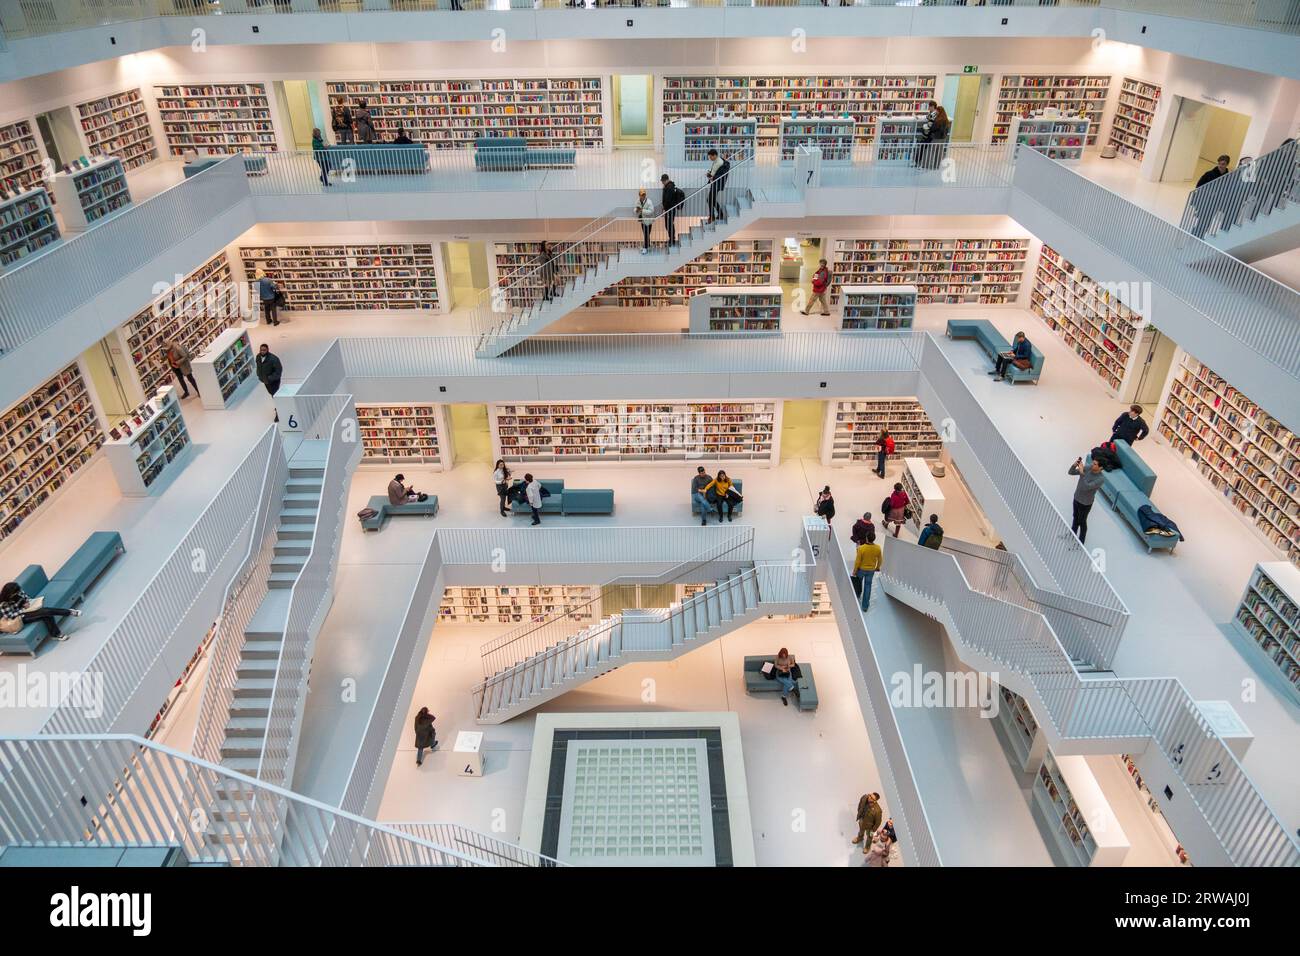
left=815, top=485, right=836, bottom=524
left=353, top=98, right=376, bottom=143
left=886, top=482, right=909, bottom=537
left=660, top=174, right=684, bottom=247
left=874, top=429, right=893, bottom=478
left=1, top=581, right=81, bottom=643
left=1188, top=154, right=1231, bottom=237
left=311, top=127, right=331, bottom=187
left=332, top=103, right=353, bottom=144
left=1068, top=456, right=1106, bottom=545
left=852, top=792, right=883, bottom=849
left=691, top=466, right=713, bottom=526
left=536, top=240, right=559, bottom=302
left=524, top=473, right=543, bottom=525
left=705, top=148, right=730, bottom=224
left=494, top=460, right=512, bottom=517
left=257, top=270, right=281, bottom=326
left=917, top=514, right=944, bottom=549
left=853, top=533, right=882, bottom=610
left=636, top=188, right=656, bottom=253
left=1111, top=404, right=1149, bottom=444
left=704, top=469, right=741, bottom=523
left=413, top=707, right=437, bottom=766
left=850, top=512, right=875, bottom=546
left=256, top=344, right=282, bottom=422
left=992, top=330, right=1032, bottom=380
left=800, top=258, right=832, bottom=316
left=162, top=340, right=199, bottom=399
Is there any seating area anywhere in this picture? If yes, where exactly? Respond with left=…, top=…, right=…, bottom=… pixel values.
left=359, top=494, right=439, bottom=532
left=946, top=318, right=1044, bottom=384
left=690, top=478, right=744, bottom=517
left=474, top=136, right=577, bottom=171
left=319, top=143, right=429, bottom=175
left=1087, top=439, right=1179, bottom=553
left=742, top=655, right=819, bottom=711
left=508, top=479, right=614, bottom=516
left=1, top=531, right=125, bottom=654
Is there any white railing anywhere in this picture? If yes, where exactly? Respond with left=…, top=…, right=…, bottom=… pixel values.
left=42, top=429, right=282, bottom=736
left=438, top=524, right=753, bottom=570
left=192, top=428, right=290, bottom=763
left=1182, top=139, right=1300, bottom=240
left=382, top=823, right=564, bottom=867
left=0, top=157, right=249, bottom=359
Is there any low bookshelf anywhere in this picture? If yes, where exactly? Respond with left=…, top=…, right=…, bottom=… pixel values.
left=50, top=156, right=131, bottom=232
left=688, top=285, right=782, bottom=333
left=193, top=328, right=256, bottom=410
left=663, top=118, right=758, bottom=166
left=104, top=386, right=192, bottom=496
left=1010, top=113, right=1090, bottom=163
left=876, top=114, right=925, bottom=164
left=993, top=74, right=1109, bottom=146
left=778, top=117, right=854, bottom=164
left=899, top=456, right=945, bottom=535
left=838, top=284, right=916, bottom=330
left=0, top=187, right=60, bottom=269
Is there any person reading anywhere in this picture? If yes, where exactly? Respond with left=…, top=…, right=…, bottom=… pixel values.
left=992, top=331, right=1032, bottom=381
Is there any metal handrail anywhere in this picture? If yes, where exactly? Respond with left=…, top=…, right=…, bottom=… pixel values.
left=1181, top=139, right=1300, bottom=240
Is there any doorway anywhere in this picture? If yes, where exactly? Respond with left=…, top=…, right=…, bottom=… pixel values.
left=444, top=241, right=489, bottom=311
left=779, top=236, right=823, bottom=314
left=613, top=75, right=653, bottom=147
left=79, top=335, right=137, bottom=422
left=941, top=74, right=991, bottom=143
left=1121, top=327, right=1177, bottom=407
left=36, top=106, right=84, bottom=169
left=780, top=400, right=826, bottom=462
left=275, top=80, right=323, bottom=151
left=1156, top=97, right=1252, bottom=184
left=449, top=403, right=492, bottom=464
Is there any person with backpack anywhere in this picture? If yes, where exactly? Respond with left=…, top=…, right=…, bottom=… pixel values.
left=800, top=259, right=832, bottom=316
left=1111, top=404, right=1149, bottom=444
left=917, top=514, right=944, bottom=549
left=705, top=149, right=730, bottom=224
left=660, top=174, right=684, bottom=247
left=850, top=512, right=875, bottom=545
left=815, top=486, right=836, bottom=524
left=875, top=429, right=894, bottom=479
left=332, top=103, right=353, bottom=144
left=536, top=240, right=559, bottom=301
left=636, top=187, right=656, bottom=253
left=885, top=483, right=909, bottom=538
left=1068, top=456, right=1106, bottom=544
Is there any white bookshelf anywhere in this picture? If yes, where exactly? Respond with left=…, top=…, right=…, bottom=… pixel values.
left=0, top=186, right=60, bottom=269
left=75, top=88, right=157, bottom=170
left=1233, top=562, right=1300, bottom=702
left=1030, top=244, right=1142, bottom=393
left=778, top=117, right=854, bottom=163
left=993, top=74, right=1110, bottom=146
left=1010, top=113, right=1090, bottom=163
left=357, top=403, right=447, bottom=467
left=1, top=119, right=49, bottom=202
left=992, top=684, right=1046, bottom=772
left=0, top=363, right=105, bottom=542
left=1032, top=752, right=1130, bottom=866
left=838, top=284, right=917, bottom=330
left=155, top=83, right=278, bottom=155
left=1109, top=77, right=1161, bottom=163
left=1118, top=754, right=1192, bottom=866
left=900, top=457, right=945, bottom=535
left=193, top=328, right=256, bottom=410
left=1156, top=353, right=1299, bottom=565
left=238, top=243, right=442, bottom=312
left=875, top=114, right=926, bottom=164
left=688, top=285, right=782, bottom=333
left=104, top=386, right=192, bottom=496
left=326, top=77, right=605, bottom=148
left=50, top=157, right=131, bottom=232
left=125, top=251, right=241, bottom=396
left=820, top=399, right=943, bottom=465
left=829, top=237, right=1029, bottom=305
left=491, top=400, right=779, bottom=464
left=663, top=118, right=758, bottom=165
left=439, top=585, right=600, bottom=625
left=662, top=74, right=937, bottom=147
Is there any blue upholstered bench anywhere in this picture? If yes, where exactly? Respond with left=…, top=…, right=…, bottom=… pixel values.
left=946, top=318, right=1044, bottom=384
left=474, top=136, right=576, bottom=171
left=321, top=143, right=429, bottom=175
left=1086, top=440, right=1177, bottom=553
left=743, top=655, right=818, bottom=711
left=508, top=480, right=614, bottom=515
left=359, top=494, right=439, bottom=532
left=1, top=531, right=125, bottom=655
left=690, top=478, right=744, bottom=516
left=183, top=155, right=268, bottom=178
left=510, top=479, right=565, bottom=515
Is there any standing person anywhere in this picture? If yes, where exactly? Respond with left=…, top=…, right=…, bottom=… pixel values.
left=1068, top=456, right=1106, bottom=545
left=413, top=707, right=437, bottom=766
left=691, top=466, right=713, bottom=526
left=311, top=127, right=331, bottom=187
left=864, top=829, right=893, bottom=867
left=332, top=104, right=353, bottom=144
left=886, top=482, right=909, bottom=538
left=705, top=148, right=730, bottom=224
left=1187, top=154, right=1231, bottom=237
left=255, top=344, right=282, bottom=422
left=853, top=533, right=882, bottom=609
left=704, top=469, right=741, bottom=523
left=875, top=429, right=894, bottom=479
left=0, top=581, right=81, bottom=643
left=660, top=174, right=684, bottom=247
left=851, top=792, right=883, bottom=848
left=917, top=514, right=944, bottom=549
left=536, top=240, right=558, bottom=302
left=772, top=647, right=799, bottom=707
left=815, top=485, right=836, bottom=524
left=353, top=98, right=376, bottom=144
left=162, top=340, right=199, bottom=399
left=850, top=512, right=875, bottom=546
left=257, top=270, right=281, bottom=326
left=1111, top=404, right=1149, bottom=444
left=800, top=258, right=832, bottom=316
left=494, top=460, right=512, bottom=517
left=916, top=100, right=950, bottom=170
left=636, top=188, right=655, bottom=253
left=992, top=330, right=1032, bottom=380
left=524, top=473, right=543, bottom=526
left=391, top=126, right=414, bottom=144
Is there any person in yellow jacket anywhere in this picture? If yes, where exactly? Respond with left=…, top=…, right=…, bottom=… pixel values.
left=853, top=535, right=883, bottom=612
left=704, top=470, right=742, bottom=523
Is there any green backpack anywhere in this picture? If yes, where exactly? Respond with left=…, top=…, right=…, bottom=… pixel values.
left=922, top=525, right=944, bottom=549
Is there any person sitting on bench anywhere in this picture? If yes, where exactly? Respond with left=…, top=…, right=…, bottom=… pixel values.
left=388, top=474, right=426, bottom=506
left=991, top=331, right=1032, bottom=381
left=0, top=582, right=81, bottom=642
left=704, top=470, right=743, bottom=523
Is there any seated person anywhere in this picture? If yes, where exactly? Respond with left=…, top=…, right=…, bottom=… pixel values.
left=0, top=581, right=81, bottom=643
left=773, top=647, right=799, bottom=707
left=691, top=466, right=713, bottom=526
left=704, top=469, right=743, bottom=522
left=392, top=126, right=414, bottom=145
left=387, top=473, right=424, bottom=506
left=991, top=330, right=1032, bottom=381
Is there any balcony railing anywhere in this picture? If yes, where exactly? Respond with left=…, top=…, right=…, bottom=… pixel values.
left=1181, top=138, right=1300, bottom=241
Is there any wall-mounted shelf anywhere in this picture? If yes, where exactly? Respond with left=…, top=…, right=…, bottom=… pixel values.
left=193, top=327, right=256, bottom=410
left=1109, top=77, right=1161, bottom=162
left=155, top=83, right=278, bottom=155
left=75, top=88, right=157, bottom=170
left=688, top=285, right=782, bottom=333
left=238, top=243, right=442, bottom=312
left=838, top=284, right=917, bottom=330
left=993, top=74, right=1109, bottom=146
left=50, top=156, right=131, bottom=232
left=0, top=186, right=59, bottom=269
left=1, top=119, right=49, bottom=203
left=439, top=585, right=600, bottom=625
left=821, top=399, right=943, bottom=466
left=104, top=386, right=192, bottom=496
left=663, top=118, right=758, bottom=166
left=1233, top=561, right=1300, bottom=702
left=830, top=237, right=1029, bottom=305
left=356, top=403, right=446, bottom=467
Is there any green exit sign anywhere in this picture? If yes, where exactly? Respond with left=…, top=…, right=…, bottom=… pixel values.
left=963, top=65, right=979, bottom=74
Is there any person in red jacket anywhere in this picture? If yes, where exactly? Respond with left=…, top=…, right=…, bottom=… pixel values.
left=887, top=482, right=910, bottom=538
left=801, top=258, right=832, bottom=316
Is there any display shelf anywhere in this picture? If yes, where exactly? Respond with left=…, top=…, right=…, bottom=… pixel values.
left=992, top=74, right=1109, bottom=146
left=1156, top=353, right=1299, bottom=565
left=104, top=386, right=191, bottom=496
left=663, top=118, right=758, bottom=165
left=326, top=77, right=605, bottom=148
left=821, top=399, right=943, bottom=465
left=1108, top=77, right=1161, bottom=162
left=238, top=243, right=442, bottom=312
left=875, top=114, right=926, bottom=164
left=1010, top=113, right=1090, bottom=163
left=491, top=400, right=778, bottom=464
left=661, top=74, right=937, bottom=147
left=439, top=585, right=600, bottom=625
left=838, top=284, right=916, bottom=330
left=687, top=285, right=782, bottom=333
left=778, top=117, right=854, bottom=163
left=993, top=684, right=1043, bottom=772
left=829, top=237, right=1029, bottom=305
left=49, top=156, right=131, bottom=232
left=154, top=83, right=278, bottom=155
left=0, top=363, right=104, bottom=542
left=0, top=186, right=60, bottom=269
left=1118, top=754, right=1191, bottom=866
left=75, top=89, right=157, bottom=170
left=493, top=239, right=773, bottom=310
left=1, top=119, right=49, bottom=202
left=900, top=457, right=945, bottom=535
left=1032, top=752, right=1129, bottom=866
left=125, top=251, right=241, bottom=396
left=356, top=403, right=444, bottom=467
left=1030, top=244, right=1142, bottom=393
left=1233, top=562, right=1300, bottom=702
left=192, top=328, right=255, bottom=410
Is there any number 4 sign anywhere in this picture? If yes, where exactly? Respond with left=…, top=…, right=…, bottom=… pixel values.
left=454, top=730, right=485, bottom=777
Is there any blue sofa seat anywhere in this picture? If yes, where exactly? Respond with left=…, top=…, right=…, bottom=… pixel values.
left=510, top=479, right=565, bottom=515
left=1086, top=440, right=1176, bottom=553
left=359, top=494, right=439, bottom=532
left=320, top=143, right=429, bottom=175
left=742, top=655, right=818, bottom=711
left=1, top=532, right=125, bottom=655
left=946, top=318, right=1043, bottom=384
left=690, top=478, right=744, bottom=516
left=560, top=488, right=615, bottom=515
left=1115, top=490, right=1179, bottom=553
left=474, top=136, right=576, bottom=171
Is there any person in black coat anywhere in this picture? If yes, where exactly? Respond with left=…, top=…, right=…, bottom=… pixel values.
left=660, top=174, right=685, bottom=247
left=1111, top=404, right=1149, bottom=445
left=256, top=344, right=283, bottom=422
left=413, top=707, right=437, bottom=766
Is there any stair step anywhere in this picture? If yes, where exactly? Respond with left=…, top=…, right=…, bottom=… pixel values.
left=273, top=543, right=311, bottom=557
left=289, top=466, right=324, bottom=479
left=741, top=570, right=759, bottom=608
left=233, top=677, right=275, bottom=698
left=270, top=559, right=305, bottom=574
left=280, top=508, right=318, bottom=524
left=227, top=699, right=270, bottom=718
left=281, top=492, right=321, bottom=507
left=223, top=716, right=269, bottom=737
left=220, top=756, right=262, bottom=774
left=277, top=527, right=314, bottom=541
left=267, top=571, right=299, bottom=589
left=286, top=481, right=323, bottom=495
left=220, top=740, right=264, bottom=759
left=705, top=590, right=721, bottom=629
